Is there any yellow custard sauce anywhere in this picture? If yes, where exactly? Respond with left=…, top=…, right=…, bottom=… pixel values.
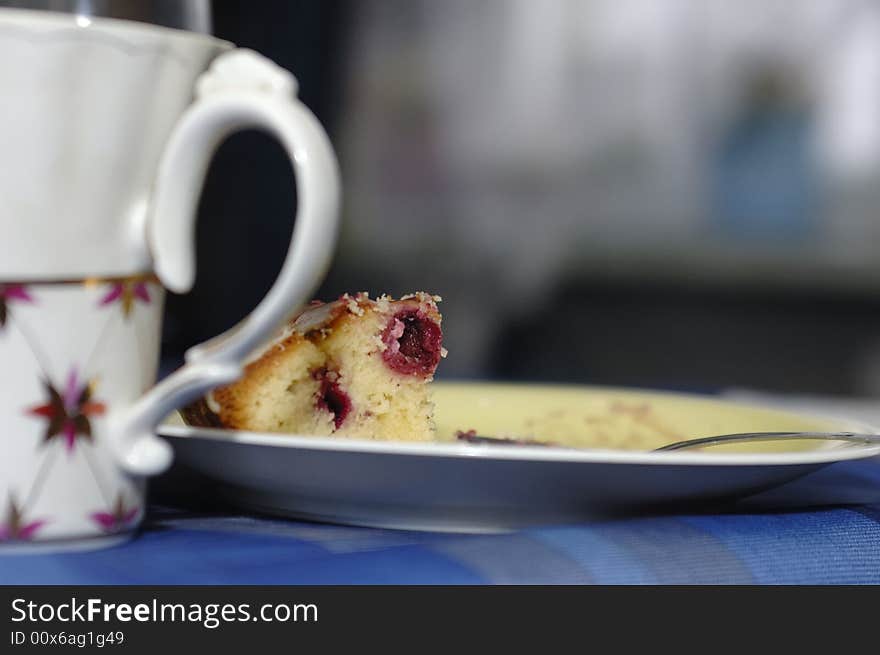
left=432, top=383, right=852, bottom=453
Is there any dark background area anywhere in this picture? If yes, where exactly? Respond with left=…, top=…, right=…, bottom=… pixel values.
left=162, top=1, right=348, bottom=361
left=161, top=1, right=880, bottom=398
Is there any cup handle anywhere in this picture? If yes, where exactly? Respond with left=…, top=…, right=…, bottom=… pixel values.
left=108, top=49, right=340, bottom=476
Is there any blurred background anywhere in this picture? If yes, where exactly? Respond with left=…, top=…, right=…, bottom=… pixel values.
left=159, top=0, right=880, bottom=397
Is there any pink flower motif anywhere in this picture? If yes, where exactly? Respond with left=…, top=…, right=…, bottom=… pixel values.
left=0, top=496, right=46, bottom=542
left=90, top=495, right=139, bottom=533
left=27, top=368, right=106, bottom=453
left=0, top=283, right=34, bottom=329
left=99, top=276, right=151, bottom=318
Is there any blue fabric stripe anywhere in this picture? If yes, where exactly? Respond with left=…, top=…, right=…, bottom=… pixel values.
left=0, top=529, right=484, bottom=585
left=682, top=509, right=880, bottom=584
left=0, top=529, right=325, bottom=584
left=271, top=547, right=486, bottom=585
left=596, top=519, right=755, bottom=584
left=430, top=533, right=594, bottom=584
left=529, top=526, right=657, bottom=584
left=531, top=519, right=755, bottom=584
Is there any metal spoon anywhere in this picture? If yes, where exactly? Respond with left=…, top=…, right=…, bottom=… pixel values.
left=652, top=431, right=880, bottom=452
left=457, top=431, right=880, bottom=452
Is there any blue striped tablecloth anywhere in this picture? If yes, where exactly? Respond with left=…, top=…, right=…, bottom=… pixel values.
left=2, top=457, right=880, bottom=585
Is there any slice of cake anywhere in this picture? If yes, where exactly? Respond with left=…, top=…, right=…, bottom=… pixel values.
left=181, top=292, right=445, bottom=441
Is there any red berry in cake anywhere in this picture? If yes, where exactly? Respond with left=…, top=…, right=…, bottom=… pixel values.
left=312, top=367, right=352, bottom=430
left=381, top=309, right=443, bottom=377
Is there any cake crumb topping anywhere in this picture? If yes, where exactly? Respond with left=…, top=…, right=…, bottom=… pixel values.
left=339, top=292, right=368, bottom=316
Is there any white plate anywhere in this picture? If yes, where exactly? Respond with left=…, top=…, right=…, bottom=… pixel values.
left=158, top=383, right=880, bottom=532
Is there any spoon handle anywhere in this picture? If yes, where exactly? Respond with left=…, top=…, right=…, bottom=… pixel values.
left=653, top=431, right=880, bottom=452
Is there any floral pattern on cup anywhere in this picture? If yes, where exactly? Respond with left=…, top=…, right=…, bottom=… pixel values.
left=98, top=275, right=154, bottom=319
left=0, top=284, right=34, bottom=329
left=26, top=368, right=106, bottom=453
left=0, top=274, right=158, bottom=544
left=0, top=496, right=46, bottom=542
left=91, top=494, right=140, bottom=533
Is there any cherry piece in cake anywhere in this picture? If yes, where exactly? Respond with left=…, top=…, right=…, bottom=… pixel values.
left=381, top=309, right=443, bottom=377
left=312, top=368, right=352, bottom=429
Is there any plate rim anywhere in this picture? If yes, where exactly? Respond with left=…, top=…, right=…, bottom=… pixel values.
left=158, top=429, right=880, bottom=468
left=159, top=382, right=880, bottom=467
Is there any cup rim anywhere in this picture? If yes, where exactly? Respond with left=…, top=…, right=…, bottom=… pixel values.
left=0, top=7, right=234, bottom=51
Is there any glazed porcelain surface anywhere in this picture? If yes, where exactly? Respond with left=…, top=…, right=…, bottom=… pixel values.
left=0, top=276, right=160, bottom=542
left=0, top=9, right=340, bottom=548
left=161, top=383, right=880, bottom=532
left=0, top=10, right=227, bottom=279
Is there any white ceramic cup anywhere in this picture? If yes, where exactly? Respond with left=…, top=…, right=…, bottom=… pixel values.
left=0, top=9, right=340, bottom=549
